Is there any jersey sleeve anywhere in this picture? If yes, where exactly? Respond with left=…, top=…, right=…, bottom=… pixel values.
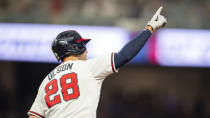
left=27, top=85, right=46, bottom=118
left=88, top=53, right=118, bottom=80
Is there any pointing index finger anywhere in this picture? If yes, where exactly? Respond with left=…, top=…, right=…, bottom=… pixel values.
left=155, top=6, right=163, bottom=15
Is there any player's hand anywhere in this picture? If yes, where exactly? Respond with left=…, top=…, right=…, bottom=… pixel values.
left=146, top=6, right=167, bottom=32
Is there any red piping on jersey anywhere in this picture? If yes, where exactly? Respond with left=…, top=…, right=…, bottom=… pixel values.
left=29, top=111, right=45, bottom=118
left=111, top=53, right=115, bottom=72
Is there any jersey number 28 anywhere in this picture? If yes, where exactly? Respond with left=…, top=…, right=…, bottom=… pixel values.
left=45, top=73, right=80, bottom=108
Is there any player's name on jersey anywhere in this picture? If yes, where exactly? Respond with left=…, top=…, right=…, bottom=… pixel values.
left=48, top=63, right=73, bottom=80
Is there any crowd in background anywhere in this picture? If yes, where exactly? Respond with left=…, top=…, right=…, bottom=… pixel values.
left=98, top=91, right=208, bottom=118
left=0, top=0, right=209, bottom=31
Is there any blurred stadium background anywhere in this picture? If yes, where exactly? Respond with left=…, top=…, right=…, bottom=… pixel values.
left=0, top=0, right=210, bottom=118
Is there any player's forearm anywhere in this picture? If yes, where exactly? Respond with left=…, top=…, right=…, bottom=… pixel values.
left=114, top=29, right=152, bottom=68
left=114, top=6, right=167, bottom=69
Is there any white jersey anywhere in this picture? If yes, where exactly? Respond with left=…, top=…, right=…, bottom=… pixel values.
left=27, top=53, right=117, bottom=118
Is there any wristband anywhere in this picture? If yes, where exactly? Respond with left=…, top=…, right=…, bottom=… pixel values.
left=145, top=25, right=153, bottom=33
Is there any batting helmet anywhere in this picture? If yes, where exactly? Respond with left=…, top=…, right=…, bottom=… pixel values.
left=52, top=30, right=91, bottom=61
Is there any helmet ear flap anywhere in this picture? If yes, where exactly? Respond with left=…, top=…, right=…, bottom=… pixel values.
left=52, top=38, right=61, bottom=61
left=54, top=52, right=60, bottom=60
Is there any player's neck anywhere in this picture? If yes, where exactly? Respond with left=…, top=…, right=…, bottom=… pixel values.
left=63, top=56, right=79, bottom=62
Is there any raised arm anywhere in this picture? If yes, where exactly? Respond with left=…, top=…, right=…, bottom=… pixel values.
left=114, top=6, right=167, bottom=69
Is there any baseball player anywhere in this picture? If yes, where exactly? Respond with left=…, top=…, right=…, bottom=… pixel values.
left=28, top=6, right=167, bottom=118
